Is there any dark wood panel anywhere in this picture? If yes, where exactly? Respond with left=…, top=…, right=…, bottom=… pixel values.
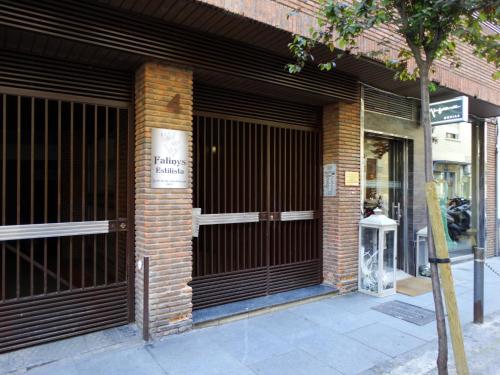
left=194, top=83, right=322, bottom=128
left=191, top=268, right=267, bottom=309
left=0, top=91, right=131, bottom=353
left=0, top=283, right=128, bottom=353
left=192, top=106, right=322, bottom=309
left=0, top=0, right=358, bottom=102
left=0, top=51, right=132, bottom=102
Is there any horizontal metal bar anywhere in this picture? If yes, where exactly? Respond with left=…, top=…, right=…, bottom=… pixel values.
left=280, top=211, right=315, bottom=221
left=0, top=221, right=110, bottom=241
left=0, top=86, right=130, bottom=109
left=198, top=212, right=260, bottom=225
left=192, top=209, right=261, bottom=237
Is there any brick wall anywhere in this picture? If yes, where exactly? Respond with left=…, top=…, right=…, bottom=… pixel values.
left=323, top=99, right=361, bottom=292
left=486, top=120, right=497, bottom=257
left=198, top=0, right=500, bottom=107
left=134, top=62, right=194, bottom=337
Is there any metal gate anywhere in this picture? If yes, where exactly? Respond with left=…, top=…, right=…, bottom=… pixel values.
left=192, top=114, right=321, bottom=309
left=0, top=92, right=132, bottom=352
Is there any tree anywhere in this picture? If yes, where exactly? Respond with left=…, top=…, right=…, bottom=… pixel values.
left=287, top=1, right=499, bottom=373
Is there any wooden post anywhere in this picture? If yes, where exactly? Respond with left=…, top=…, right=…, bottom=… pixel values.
left=425, top=181, right=469, bottom=375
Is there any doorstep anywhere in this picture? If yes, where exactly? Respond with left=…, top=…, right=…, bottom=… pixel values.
left=192, top=284, right=338, bottom=328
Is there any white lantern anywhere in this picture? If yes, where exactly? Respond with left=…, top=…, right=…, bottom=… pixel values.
left=359, top=208, right=397, bottom=297
left=416, top=227, right=430, bottom=278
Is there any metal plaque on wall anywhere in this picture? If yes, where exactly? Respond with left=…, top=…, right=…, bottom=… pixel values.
left=323, top=164, right=337, bottom=197
left=151, top=128, right=188, bottom=188
left=345, top=171, right=360, bottom=186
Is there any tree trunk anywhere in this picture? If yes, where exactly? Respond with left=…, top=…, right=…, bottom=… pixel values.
left=420, top=65, right=449, bottom=374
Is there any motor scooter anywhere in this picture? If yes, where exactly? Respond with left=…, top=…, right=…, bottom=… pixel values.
left=447, top=197, right=471, bottom=242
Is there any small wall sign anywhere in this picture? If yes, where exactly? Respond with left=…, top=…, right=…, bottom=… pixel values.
left=323, top=164, right=337, bottom=197
left=430, top=96, right=468, bottom=125
left=151, top=128, right=188, bottom=188
left=345, top=171, right=360, bottom=186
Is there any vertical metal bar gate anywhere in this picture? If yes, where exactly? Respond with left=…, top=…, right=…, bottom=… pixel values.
left=191, top=113, right=321, bottom=309
left=0, top=92, right=132, bottom=353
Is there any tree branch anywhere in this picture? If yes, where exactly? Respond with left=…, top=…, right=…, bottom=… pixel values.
left=394, top=0, right=425, bottom=67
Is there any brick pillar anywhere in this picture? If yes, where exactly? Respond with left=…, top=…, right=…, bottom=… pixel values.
left=486, top=120, right=497, bottom=257
left=322, top=100, right=361, bottom=292
left=134, top=62, right=193, bottom=337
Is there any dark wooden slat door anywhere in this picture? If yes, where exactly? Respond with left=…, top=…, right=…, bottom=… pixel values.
left=192, top=114, right=321, bottom=309
left=0, top=93, right=132, bottom=353
left=268, top=126, right=321, bottom=293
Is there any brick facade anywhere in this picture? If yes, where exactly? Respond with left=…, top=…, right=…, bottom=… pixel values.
left=198, top=0, right=500, bottom=107
left=323, top=100, right=361, bottom=292
left=134, top=62, right=194, bottom=338
left=486, top=120, right=497, bottom=257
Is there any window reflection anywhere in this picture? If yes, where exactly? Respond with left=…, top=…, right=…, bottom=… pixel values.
left=432, top=122, right=474, bottom=257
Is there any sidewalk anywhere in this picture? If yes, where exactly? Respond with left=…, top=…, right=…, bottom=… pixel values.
left=363, top=312, right=500, bottom=375
left=1, top=257, right=499, bottom=375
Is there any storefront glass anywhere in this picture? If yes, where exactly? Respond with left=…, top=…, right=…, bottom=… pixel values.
left=364, top=137, right=403, bottom=218
left=363, top=134, right=407, bottom=271
left=432, top=122, right=475, bottom=259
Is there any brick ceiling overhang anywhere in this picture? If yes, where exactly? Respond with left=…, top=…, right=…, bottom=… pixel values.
left=93, top=0, right=500, bottom=117
left=1, top=0, right=498, bottom=117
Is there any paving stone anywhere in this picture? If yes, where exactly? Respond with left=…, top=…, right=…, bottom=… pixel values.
left=347, top=323, right=426, bottom=357
left=0, top=352, right=15, bottom=374
left=250, top=349, right=342, bottom=375
left=74, top=347, right=164, bottom=375
left=454, top=283, right=473, bottom=295
left=147, top=331, right=255, bottom=375
left=25, top=358, right=79, bottom=375
left=293, top=305, right=379, bottom=334
left=362, top=307, right=500, bottom=375
left=83, top=325, right=141, bottom=352
left=287, top=299, right=352, bottom=319
left=323, top=293, right=385, bottom=314
left=457, top=301, right=474, bottom=324
left=296, top=326, right=391, bottom=375
left=9, top=336, right=88, bottom=370
left=249, top=310, right=319, bottom=344
left=363, top=310, right=438, bottom=341
left=205, top=319, right=293, bottom=365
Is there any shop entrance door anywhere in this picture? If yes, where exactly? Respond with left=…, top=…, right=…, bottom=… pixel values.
left=191, top=114, right=321, bottom=309
left=364, top=134, right=408, bottom=271
left=0, top=92, right=132, bottom=353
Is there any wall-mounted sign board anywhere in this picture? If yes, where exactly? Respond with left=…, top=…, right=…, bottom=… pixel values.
left=323, top=164, right=337, bottom=197
left=345, top=171, right=360, bottom=186
left=151, top=128, right=188, bottom=188
left=430, top=96, right=468, bottom=125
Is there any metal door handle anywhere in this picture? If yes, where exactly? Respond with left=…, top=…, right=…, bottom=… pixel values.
left=192, top=209, right=317, bottom=237
left=0, top=220, right=128, bottom=241
left=192, top=209, right=260, bottom=237
left=393, top=203, right=402, bottom=225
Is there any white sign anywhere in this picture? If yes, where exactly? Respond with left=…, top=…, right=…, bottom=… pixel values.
left=151, top=128, right=188, bottom=188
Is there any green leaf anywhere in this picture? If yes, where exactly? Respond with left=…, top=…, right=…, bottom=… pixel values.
left=285, top=0, right=500, bottom=95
